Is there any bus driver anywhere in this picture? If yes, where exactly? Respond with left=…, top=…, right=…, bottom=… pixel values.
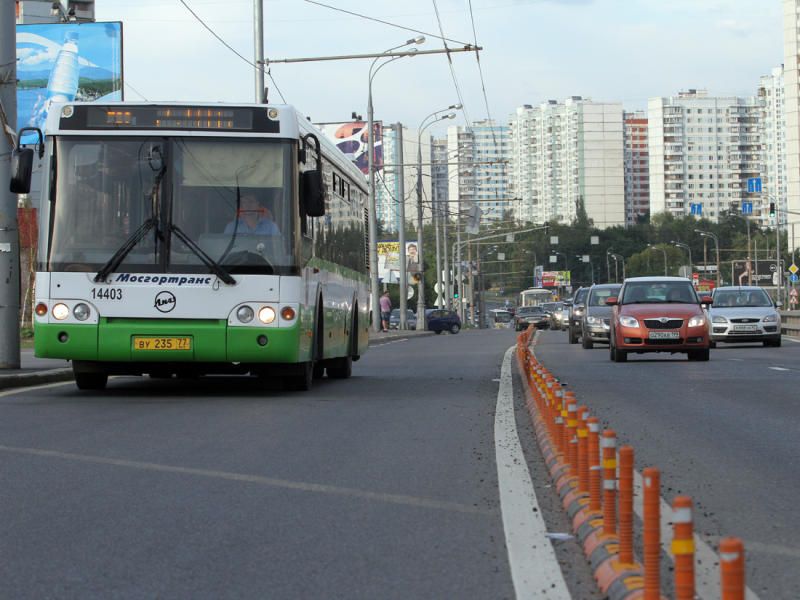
left=225, top=193, right=280, bottom=235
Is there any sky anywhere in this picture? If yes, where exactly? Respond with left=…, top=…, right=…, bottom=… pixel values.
left=94, top=0, right=784, bottom=137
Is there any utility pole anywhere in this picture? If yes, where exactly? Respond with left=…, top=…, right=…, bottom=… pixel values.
left=253, top=0, right=265, bottom=102
left=395, top=123, right=408, bottom=329
left=0, top=1, right=21, bottom=368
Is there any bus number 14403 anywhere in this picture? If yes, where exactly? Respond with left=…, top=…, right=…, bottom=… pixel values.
left=91, top=288, right=123, bottom=301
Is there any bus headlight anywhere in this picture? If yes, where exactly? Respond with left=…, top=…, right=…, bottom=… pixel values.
left=258, top=306, right=276, bottom=324
left=236, top=305, right=255, bottom=323
left=73, top=303, right=91, bottom=321
left=52, top=303, right=70, bottom=320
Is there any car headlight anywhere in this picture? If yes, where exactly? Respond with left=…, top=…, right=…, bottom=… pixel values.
left=619, top=315, right=639, bottom=328
left=688, top=316, right=706, bottom=327
left=712, top=315, right=727, bottom=324
left=586, top=315, right=601, bottom=325
left=763, top=313, right=779, bottom=323
left=574, top=308, right=584, bottom=316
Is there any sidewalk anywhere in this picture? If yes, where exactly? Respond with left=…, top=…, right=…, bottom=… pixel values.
left=0, top=351, right=73, bottom=391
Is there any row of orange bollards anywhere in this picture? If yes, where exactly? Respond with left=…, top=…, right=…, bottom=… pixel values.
left=515, top=328, right=747, bottom=600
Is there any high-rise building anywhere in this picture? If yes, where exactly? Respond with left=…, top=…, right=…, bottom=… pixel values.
left=374, top=124, right=426, bottom=233
left=510, top=98, right=625, bottom=228
left=758, top=66, right=787, bottom=229
left=623, top=111, right=650, bottom=226
left=431, top=137, right=449, bottom=220
left=16, top=0, right=95, bottom=23
left=446, top=120, right=511, bottom=225
left=648, top=90, right=761, bottom=222
left=784, top=0, right=800, bottom=250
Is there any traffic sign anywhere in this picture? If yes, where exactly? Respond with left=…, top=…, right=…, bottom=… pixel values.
left=791, top=288, right=799, bottom=298
left=690, top=203, right=702, bottom=216
left=790, top=263, right=799, bottom=275
left=747, top=177, right=762, bottom=193
left=741, top=201, right=753, bottom=215
left=791, top=274, right=799, bottom=283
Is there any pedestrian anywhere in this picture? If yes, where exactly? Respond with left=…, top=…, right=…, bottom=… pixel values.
left=380, top=291, right=392, bottom=332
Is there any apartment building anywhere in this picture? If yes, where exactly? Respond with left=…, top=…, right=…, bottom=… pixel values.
left=758, top=66, right=787, bottom=229
left=624, top=111, right=650, bottom=225
left=648, top=90, right=762, bottom=222
left=510, top=98, right=625, bottom=228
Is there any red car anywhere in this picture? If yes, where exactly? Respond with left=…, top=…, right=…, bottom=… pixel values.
left=607, top=277, right=712, bottom=362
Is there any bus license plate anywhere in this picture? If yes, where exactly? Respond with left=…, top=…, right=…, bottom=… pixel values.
left=648, top=331, right=679, bottom=340
left=132, top=337, right=192, bottom=351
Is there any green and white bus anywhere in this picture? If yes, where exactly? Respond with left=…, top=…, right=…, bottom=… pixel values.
left=11, top=103, right=369, bottom=390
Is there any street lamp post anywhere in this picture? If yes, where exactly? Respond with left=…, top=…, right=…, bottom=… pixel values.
left=647, top=244, right=668, bottom=276
left=671, top=240, right=693, bottom=277
left=367, top=37, right=425, bottom=332
left=694, top=230, right=720, bottom=288
left=416, top=110, right=456, bottom=329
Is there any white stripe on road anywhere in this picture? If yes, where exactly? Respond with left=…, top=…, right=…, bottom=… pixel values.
left=0, top=380, right=74, bottom=398
left=495, top=346, right=570, bottom=599
left=769, top=366, right=790, bottom=372
left=633, top=471, right=760, bottom=600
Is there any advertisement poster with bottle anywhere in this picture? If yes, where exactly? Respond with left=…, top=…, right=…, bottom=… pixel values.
left=16, top=22, right=123, bottom=144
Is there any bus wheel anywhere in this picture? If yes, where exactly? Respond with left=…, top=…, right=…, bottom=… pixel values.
left=312, top=362, right=326, bottom=380
left=326, top=355, right=352, bottom=379
left=286, top=362, right=313, bottom=391
left=74, top=371, right=108, bottom=390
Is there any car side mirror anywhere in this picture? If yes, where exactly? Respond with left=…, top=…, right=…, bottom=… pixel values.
left=606, top=296, right=618, bottom=306
left=775, top=301, right=783, bottom=309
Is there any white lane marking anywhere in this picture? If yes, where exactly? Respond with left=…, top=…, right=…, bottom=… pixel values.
left=633, top=471, right=760, bottom=600
left=769, top=366, right=790, bottom=372
left=781, top=336, right=800, bottom=343
left=0, top=444, right=490, bottom=516
left=495, top=346, right=570, bottom=599
left=0, top=380, right=74, bottom=398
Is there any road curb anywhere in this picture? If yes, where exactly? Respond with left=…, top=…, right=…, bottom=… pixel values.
left=0, top=369, right=74, bottom=391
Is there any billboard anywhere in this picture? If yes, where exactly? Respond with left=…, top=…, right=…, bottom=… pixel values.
left=377, top=240, right=418, bottom=283
left=541, top=271, right=571, bottom=287
left=16, top=22, right=123, bottom=143
left=730, top=259, right=780, bottom=287
left=317, top=121, right=383, bottom=175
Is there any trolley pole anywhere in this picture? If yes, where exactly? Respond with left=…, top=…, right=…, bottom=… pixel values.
left=0, top=1, right=21, bottom=369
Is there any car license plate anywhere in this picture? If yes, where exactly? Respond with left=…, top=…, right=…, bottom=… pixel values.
left=648, top=331, right=679, bottom=340
left=132, top=336, right=192, bottom=351
left=733, top=324, right=757, bottom=332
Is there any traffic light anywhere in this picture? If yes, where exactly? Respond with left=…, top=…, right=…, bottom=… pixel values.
left=454, top=292, right=459, bottom=299
left=769, top=202, right=776, bottom=217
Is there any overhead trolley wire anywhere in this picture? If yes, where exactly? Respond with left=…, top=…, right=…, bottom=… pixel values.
left=177, top=0, right=286, bottom=103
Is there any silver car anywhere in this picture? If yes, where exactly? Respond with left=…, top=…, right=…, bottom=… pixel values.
left=581, top=283, right=621, bottom=349
left=709, top=286, right=781, bottom=347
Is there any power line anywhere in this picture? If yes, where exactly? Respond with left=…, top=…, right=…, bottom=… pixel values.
left=303, top=0, right=470, bottom=46
left=177, top=0, right=286, bottom=103
left=467, top=0, right=498, bottom=149
left=430, top=0, right=471, bottom=128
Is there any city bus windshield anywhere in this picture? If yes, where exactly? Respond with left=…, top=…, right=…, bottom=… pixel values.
left=47, top=136, right=295, bottom=275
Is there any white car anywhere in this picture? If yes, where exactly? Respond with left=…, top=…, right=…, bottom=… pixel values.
left=709, top=286, right=781, bottom=347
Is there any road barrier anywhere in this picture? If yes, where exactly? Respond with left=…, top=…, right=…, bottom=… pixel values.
left=515, top=327, right=748, bottom=600
left=780, top=310, right=800, bottom=338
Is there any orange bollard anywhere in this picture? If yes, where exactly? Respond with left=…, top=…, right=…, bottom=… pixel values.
left=720, top=537, right=745, bottom=600
left=566, top=397, right=578, bottom=470
left=577, top=407, right=589, bottom=493
left=601, top=430, right=617, bottom=536
left=587, top=417, right=602, bottom=512
left=643, top=467, right=661, bottom=600
left=618, top=446, right=634, bottom=564
left=672, top=496, right=695, bottom=600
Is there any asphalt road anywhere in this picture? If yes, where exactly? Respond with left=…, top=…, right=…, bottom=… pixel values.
left=0, top=329, right=570, bottom=599
left=534, top=329, right=800, bottom=599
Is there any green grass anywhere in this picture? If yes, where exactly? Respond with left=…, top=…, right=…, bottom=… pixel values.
left=20, top=327, right=35, bottom=349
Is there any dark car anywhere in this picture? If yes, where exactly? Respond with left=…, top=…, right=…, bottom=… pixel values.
left=389, top=308, right=417, bottom=330
left=568, top=287, right=590, bottom=344
left=514, top=306, right=550, bottom=331
left=581, top=283, right=622, bottom=348
left=426, top=309, right=461, bottom=334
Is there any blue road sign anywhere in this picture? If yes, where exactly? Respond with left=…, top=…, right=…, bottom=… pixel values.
left=747, top=177, right=762, bottom=194
left=742, top=201, right=753, bottom=215
left=690, top=203, right=702, bottom=216
left=791, top=273, right=799, bottom=283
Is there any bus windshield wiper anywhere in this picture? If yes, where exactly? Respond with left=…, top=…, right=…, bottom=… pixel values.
left=169, top=224, right=236, bottom=285
left=94, top=217, right=158, bottom=283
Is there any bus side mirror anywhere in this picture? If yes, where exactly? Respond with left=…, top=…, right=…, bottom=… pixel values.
left=302, top=169, right=326, bottom=217
left=10, top=148, right=34, bottom=194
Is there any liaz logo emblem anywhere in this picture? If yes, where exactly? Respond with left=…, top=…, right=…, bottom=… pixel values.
left=154, top=291, right=177, bottom=313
